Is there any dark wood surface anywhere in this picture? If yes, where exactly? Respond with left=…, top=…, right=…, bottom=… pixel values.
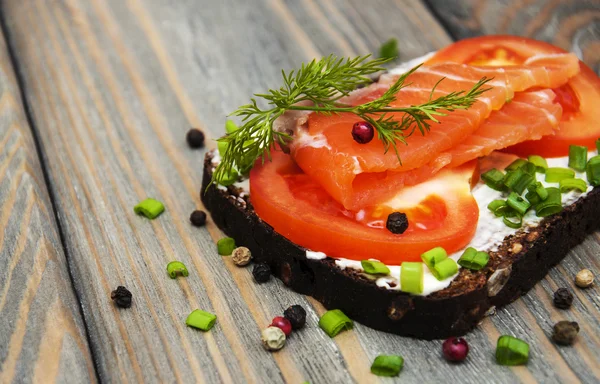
left=0, top=0, right=599, bottom=383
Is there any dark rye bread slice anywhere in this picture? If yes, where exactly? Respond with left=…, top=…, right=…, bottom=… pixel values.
left=201, top=151, right=600, bottom=339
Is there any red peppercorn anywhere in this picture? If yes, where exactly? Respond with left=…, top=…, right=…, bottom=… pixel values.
left=271, top=316, right=292, bottom=336
left=351, top=121, right=374, bottom=144
left=442, top=337, right=469, bottom=362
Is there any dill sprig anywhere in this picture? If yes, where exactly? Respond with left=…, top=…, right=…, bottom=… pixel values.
left=212, top=54, right=491, bottom=185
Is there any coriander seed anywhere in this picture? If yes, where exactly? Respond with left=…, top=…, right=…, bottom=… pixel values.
left=575, top=269, right=594, bottom=288
left=552, top=321, right=579, bottom=345
left=553, top=288, right=574, bottom=309
left=232, top=246, right=252, bottom=267
left=261, top=326, right=286, bottom=351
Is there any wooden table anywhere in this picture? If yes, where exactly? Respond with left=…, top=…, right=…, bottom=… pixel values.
left=1, top=1, right=599, bottom=383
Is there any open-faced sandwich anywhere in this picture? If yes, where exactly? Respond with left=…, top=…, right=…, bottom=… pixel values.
left=201, top=35, right=600, bottom=339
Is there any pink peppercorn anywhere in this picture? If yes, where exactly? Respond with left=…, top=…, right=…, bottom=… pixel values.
left=442, top=337, right=469, bottom=362
left=351, top=121, right=375, bottom=144
left=271, top=316, right=292, bottom=336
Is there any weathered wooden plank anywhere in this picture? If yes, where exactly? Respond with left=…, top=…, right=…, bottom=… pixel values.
left=425, top=0, right=600, bottom=73
left=0, top=25, right=96, bottom=383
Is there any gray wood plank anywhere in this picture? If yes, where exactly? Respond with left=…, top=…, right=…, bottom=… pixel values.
left=0, top=24, right=96, bottom=384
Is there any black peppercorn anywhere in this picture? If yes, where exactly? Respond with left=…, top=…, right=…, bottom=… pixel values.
left=386, top=212, right=409, bottom=234
left=552, top=321, right=579, bottom=345
left=111, top=286, right=132, bottom=308
left=284, top=305, right=307, bottom=330
left=553, top=287, right=574, bottom=309
left=190, top=210, right=207, bottom=227
left=252, top=263, right=271, bottom=283
left=186, top=129, right=205, bottom=148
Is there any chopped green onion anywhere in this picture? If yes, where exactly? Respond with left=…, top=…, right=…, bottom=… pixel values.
left=525, top=190, right=540, bottom=205
left=225, top=119, right=238, bottom=134
left=319, top=309, right=353, bottom=337
left=586, top=156, right=600, bottom=186
left=528, top=155, right=548, bottom=173
left=559, top=178, right=587, bottom=193
left=370, top=355, right=404, bottom=377
left=568, top=145, right=588, bottom=172
left=545, top=167, right=575, bottom=183
left=166, top=261, right=189, bottom=279
left=458, top=247, right=489, bottom=270
left=521, top=161, right=537, bottom=176
left=487, top=199, right=508, bottom=217
left=217, top=237, right=236, bottom=255
left=534, top=184, right=549, bottom=200
left=496, top=335, right=529, bottom=365
left=400, top=262, right=423, bottom=294
left=506, top=192, right=531, bottom=215
left=481, top=168, right=506, bottom=191
left=361, top=260, right=390, bottom=275
left=432, top=258, right=458, bottom=280
left=505, top=158, right=527, bottom=172
left=378, top=38, right=399, bottom=59
left=504, top=169, right=534, bottom=194
left=420, top=247, right=447, bottom=270
left=534, top=187, right=562, bottom=217
left=503, top=214, right=523, bottom=229
left=186, top=309, right=217, bottom=331
left=133, top=198, right=165, bottom=219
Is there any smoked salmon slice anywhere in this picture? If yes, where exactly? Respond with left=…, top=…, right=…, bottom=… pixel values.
left=290, top=53, right=578, bottom=210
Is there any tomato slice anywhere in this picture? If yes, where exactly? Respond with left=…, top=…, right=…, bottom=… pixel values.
left=426, top=35, right=600, bottom=157
left=250, top=151, right=479, bottom=264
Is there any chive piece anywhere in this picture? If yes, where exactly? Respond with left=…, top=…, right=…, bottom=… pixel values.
left=505, top=158, right=527, bottom=172
left=568, top=145, right=588, bottom=172
left=487, top=199, right=508, bottom=217
left=225, top=119, right=238, bottom=134
left=186, top=309, right=217, bottom=331
left=458, top=247, right=489, bottom=270
left=134, top=198, right=165, bottom=219
left=217, top=237, right=236, bottom=255
left=559, top=178, right=588, bottom=193
left=545, top=167, right=575, bottom=183
left=503, top=214, right=523, bottom=229
left=586, top=156, right=600, bottom=186
left=166, top=261, right=189, bottom=279
left=534, top=187, right=562, bottom=217
left=504, top=169, right=534, bottom=194
left=370, top=355, right=404, bottom=377
left=521, top=161, right=537, bottom=176
left=528, top=155, right=548, bottom=173
left=432, top=258, right=458, bottom=280
left=319, top=309, right=353, bottom=337
left=481, top=168, right=506, bottom=191
left=400, top=262, right=423, bottom=294
left=361, top=260, right=390, bottom=275
left=420, top=246, right=447, bottom=271
left=378, top=38, right=399, bottom=59
left=496, top=335, right=529, bottom=365
left=506, top=192, right=531, bottom=215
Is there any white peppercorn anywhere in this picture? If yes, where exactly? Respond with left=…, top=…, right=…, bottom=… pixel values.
left=575, top=269, right=594, bottom=288
left=232, top=246, right=252, bottom=267
left=261, top=326, right=286, bottom=351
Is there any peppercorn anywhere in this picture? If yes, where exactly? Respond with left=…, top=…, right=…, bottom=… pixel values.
left=351, top=121, right=375, bottom=144
left=111, top=286, right=132, bottom=308
left=271, top=316, right=292, bottom=336
left=261, top=326, right=286, bottom=351
left=386, top=212, right=409, bottom=234
left=575, top=269, right=594, bottom=288
left=232, top=246, right=252, bottom=267
left=189, top=210, right=207, bottom=227
left=186, top=128, right=205, bottom=148
left=284, top=305, right=307, bottom=330
left=553, top=287, right=574, bottom=309
left=252, top=263, right=271, bottom=283
left=552, top=321, right=579, bottom=345
left=442, top=337, right=469, bottom=362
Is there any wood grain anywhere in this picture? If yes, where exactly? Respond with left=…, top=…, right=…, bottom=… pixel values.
left=0, top=26, right=96, bottom=383
left=1, top=0, right=600, bottom=383
left=426, top=0, right=600, bottom=73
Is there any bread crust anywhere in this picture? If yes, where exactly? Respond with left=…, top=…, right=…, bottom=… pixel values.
left=201, top=152, right=600, bottom=339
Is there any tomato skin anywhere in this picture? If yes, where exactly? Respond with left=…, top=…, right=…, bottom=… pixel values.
left=426, top=35, right=600, bottom=157
left=250, top=151, right=479, bottom=264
